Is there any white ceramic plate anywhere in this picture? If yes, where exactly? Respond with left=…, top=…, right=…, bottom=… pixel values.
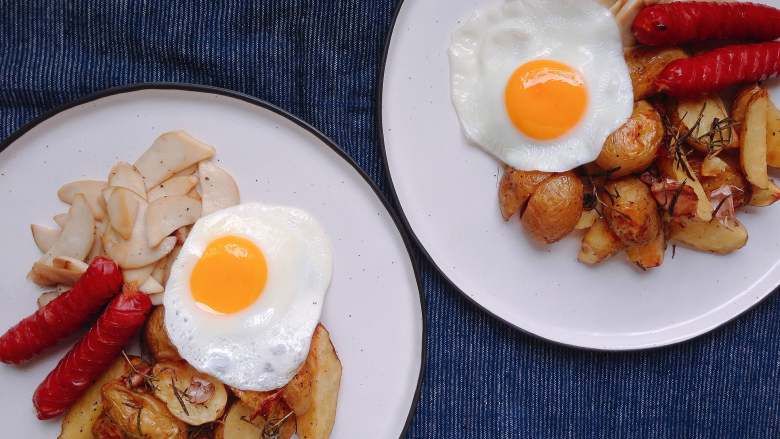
left=380, top=0, right=780, bottom=350
left=0, top=85, right=423, bottom=437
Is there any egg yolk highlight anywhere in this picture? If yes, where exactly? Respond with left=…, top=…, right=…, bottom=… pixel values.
left=190, top=235, right=267, bottom=314
left=504, top=60, right=588, bottom=141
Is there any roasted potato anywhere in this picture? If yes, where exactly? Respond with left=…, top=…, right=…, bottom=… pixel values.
left=577, top=218, right=624, bottom=265
left=91, top=415, right=126, bottom=439
left=737, top=88, right=770, bottom=189
left=214, top=401, right=295, bottom=439
left=750, top=179, right=780, bottom=207
left=230, top=387, right=279, bottom=412
left=767, top=98, right=780, bottom=168
left=282, top=351, right=314, bottom=417
left=732, top=84, right=763, bottom=128
left=101, top=381, right=187, bottom=439
left=296, top=324, right=342, bottom=439
left=521, top=172, right=584, bottom=244
left=656, top=152, right=713, bottom=221
left=601, top=177, right=660, bottom=246
left=144, top=306, right=181, bottom=362
left=59, top=355, right=145, bottom=439
left=596, top=100, right=664, bottom=178
left=670, top=95, right=738, bottom=153
left=575, top=210, right=599, bottom=230
left=625, top=47, right=688, bottom=100
left=699, top=154, right=750, bottom=208
left=152, top=361, right=228, bottom=426
left=498, top=168, right=551, bottom=220
left=700, top=155, right=728, bottom=177
left=626, top=229, right=666, bottom=270
left=670, top=218, right=748, bottom=255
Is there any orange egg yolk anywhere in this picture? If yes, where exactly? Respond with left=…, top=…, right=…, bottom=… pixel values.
left=504, top=60, right=588, bottom=141
left=190, top=235, right=268, bottom=315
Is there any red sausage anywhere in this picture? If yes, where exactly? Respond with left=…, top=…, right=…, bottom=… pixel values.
left=32, top=286, right=151, bottom=419
left=655, top=42, right=780, bottom=96
left=633, top=2, right=780, bottom=46
left=0, top=257, right=123, bottom=364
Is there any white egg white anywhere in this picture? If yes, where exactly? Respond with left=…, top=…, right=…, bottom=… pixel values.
left=164, top=203, right=332, bottom=391
left=449, top=0, right=633, bottom=172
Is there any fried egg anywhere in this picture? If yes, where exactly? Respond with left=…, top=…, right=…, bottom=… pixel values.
left=449, top=0, right=633, bottom=172
left=164, top=203, right=332, bottom=391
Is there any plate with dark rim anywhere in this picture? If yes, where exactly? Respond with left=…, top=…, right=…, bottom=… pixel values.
left=379, top=0, right=780, bottom=350
left=0, top=84, right=424, bottom=437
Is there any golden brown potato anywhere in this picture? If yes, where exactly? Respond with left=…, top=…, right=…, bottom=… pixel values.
left=498, top=168, right=551, bottom=220
left=521, top=172, right=584, bottom=244
left=143, top=306, right=181, bottom=362
left=750, top=179, right=780, bottom=207
left=601, top=177, right=660, bottom=246
left=699, top=154, right=750, bottom=209
left=626, top=229, right=666, bottom=270
left=59, top=355, right=142, bottom=439
left=738, top=88, right=770, bottom=189
left=152, top=361, right=228, bottom=426
left=577, top=218, right=624, bottom=265
left=91, top=415, right=126, bottom=439
left=767, top=98, right=780, bottom=168
left=101, top=382, right=187, bottom=439
left=214, top=401, right=295, bottom=439
left=732, top=84, right=763, bottom=128
left=575, top=210, right=599, bottom=230
left=700, top=155, right=728, bottom=177
left=230, top=387, right=279, bottom=412
left=596, top=100, right=664, bottom=178
left=625, top=47, right=688, bottom=100
left=670, top=218, right=748, bottom=254
left=670, top=95, right=738, bottom=153
left=282, top=353, right=314, bottom=417
left=296, top=324, right=342, bottom=439
left=656, top=152, right=713, bottom=221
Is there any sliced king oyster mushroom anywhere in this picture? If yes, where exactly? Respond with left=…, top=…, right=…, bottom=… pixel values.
left=38, top=194, right=95, bottom=266
left=107, top=187, right=141, bottom=240
left=102, top=198, right=176, bottom=269
left=135, top=131, right=215, bottom=190
left=146, top=196, right=202, bottom=247
left=148, top=175, right=199, bottom=202
left=31, top=224, right=61, bottom=253
left=198, top=161, right=240, bottom=216
left=57, top=180, right=107, bottom=220
left=108, top=161, right=147, bottom=199
left=53, top=213, right=69, bottom=228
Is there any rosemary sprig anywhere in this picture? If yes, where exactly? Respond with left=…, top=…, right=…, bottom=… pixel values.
left=667, top=178, right=688, bottom=216
left=262, top=411, right=294, bottom=439
left=121, top=350, right=158, bottom=392
left=171, top=376, right=190, bottom=416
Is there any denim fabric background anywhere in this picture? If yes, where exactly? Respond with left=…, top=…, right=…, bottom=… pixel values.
left=1, top=1, right=779, bottom=438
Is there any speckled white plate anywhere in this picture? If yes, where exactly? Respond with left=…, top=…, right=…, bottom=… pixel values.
left=380, top=0, right=780, bottom=350
left=0, top=84, right=423, bottom=437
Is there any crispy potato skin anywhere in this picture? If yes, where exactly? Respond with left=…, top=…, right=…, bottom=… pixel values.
left=597, top=100, right=664, bottom=178
left=521, top=172, right=584, bottom=244
left=602, top=177, right=660, bottom=246
left=625, top=47, right=688, bottom=100
left=144, top=306, right=181, bottom=362
left=699, top=153, right=750, bottom=208
left=498, top=168, right=551, bottom=220
left=578, top=218, right=623, bottom=265
left=296, top=324, right=342, bottom=439
left=101, top=382, right=187, bottom=439
left=626, top=229, right=666, bottom=270
left=92, top=415, right=126, bottom=439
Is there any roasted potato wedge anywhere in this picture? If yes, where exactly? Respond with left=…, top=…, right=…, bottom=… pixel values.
left=750, top=179, right=780, bottom=207
left=626, top=229, right=666, bottom=270
left=102, top=381, right=187, bottom=439
left=601, top=177, right=660, bottom=246
left=521, top=172, right=584, bottom=244
left=575, top=210, right=599, bottom=230
left=498, top=168, right=551, bottom=220
left=670, top=218, right=748, bottom=255
left=732, top=84, right=763, bottom=128
left=143, top=306, right=181, bottom=362
left=577, top=218, right=624, bottom=265
left=625, top=47, right=688, bottom=100
left=59, top=356, right=143, bottom=439
left=738, top=88, right=770, bottom=189
left=767, top=98, right=780, bottom=168
left=91, top=415, right=126, bottom=439
left=670, top=95, right=737, bottom=153
left=214, top=401, right=295, bottom=439
left=230, top=387, right=279, bottom=412
left=296, top=324, right=342, bottom=439
left=596, top=100, right=664, bottom=178
left=699, top=153, right=750, bottom=209
left=656, top=152, right=713, bottom=221
left=152, top=361, right=228, bottom=426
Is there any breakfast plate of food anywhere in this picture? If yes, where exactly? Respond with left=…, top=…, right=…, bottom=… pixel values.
left=380, top=0, right=780, bottom=349
left=0, top=84, right=424, bottom=437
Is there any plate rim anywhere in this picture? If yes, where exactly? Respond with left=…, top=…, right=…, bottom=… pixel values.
left=0, top=82, right=427, bottom=438
left=376, top=0, right=778, bottom=352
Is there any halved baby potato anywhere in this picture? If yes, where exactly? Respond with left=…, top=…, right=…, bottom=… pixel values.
left=152, top=360, right=228, bottom=426
left=498, top=168, right=551, bottom=220
left=596, top=100, right=664, bottom=178
left=102, top=381, right=187, bottom=439
left=670, top=218, right=748, bottom=255
left=601, top=177, right=660, bottom=247
left=521, top=172, right=583, bottom=244
left=144, top=306, right=181, bottom=362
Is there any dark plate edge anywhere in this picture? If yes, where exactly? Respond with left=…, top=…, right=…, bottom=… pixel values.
left=0, top=82, right=427, bottom=438
left=374, top=0, right=779, bottom=353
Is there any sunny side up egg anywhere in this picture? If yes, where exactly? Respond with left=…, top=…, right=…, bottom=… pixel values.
left=164, top=203, right=332, bottom=391
left=449, top=0, right=633, bottom=172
